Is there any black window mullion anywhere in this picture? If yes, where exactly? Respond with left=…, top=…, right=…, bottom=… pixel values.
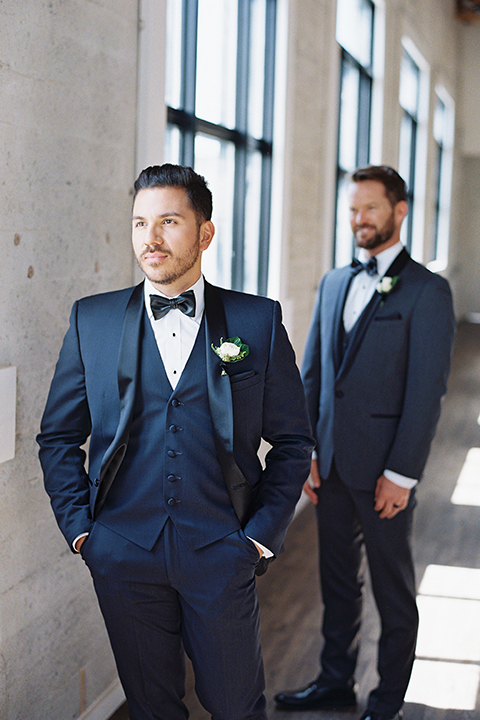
left=404, top=113, right=417, bottom=251
left=356, top=68, right=371, bottom=166
left=179, top=0, right=198, bottom=166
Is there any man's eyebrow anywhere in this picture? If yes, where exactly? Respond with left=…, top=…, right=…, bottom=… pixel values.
left=132, top=211, right=184, bottom=221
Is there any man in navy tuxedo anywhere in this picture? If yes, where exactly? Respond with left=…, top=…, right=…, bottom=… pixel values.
left=38, top=164, right=314, bottom=720
left=274, top=166, right=455, bottom=720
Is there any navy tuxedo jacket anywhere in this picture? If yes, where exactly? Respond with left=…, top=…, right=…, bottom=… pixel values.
left=38, top=280, right=314, bottom=557
left=302, top=250, right=455, bottom=489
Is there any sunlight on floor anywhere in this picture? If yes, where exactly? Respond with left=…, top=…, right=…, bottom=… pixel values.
left=405, top=565, right=480, bottom=711
left=451, top=447, right=480, bottom=506
left=405, top=659, right=480, bottom=710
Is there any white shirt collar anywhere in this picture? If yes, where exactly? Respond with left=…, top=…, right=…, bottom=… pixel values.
left=143, top=274, right=205, bottom=324
left=358, top=241, right=404, bottom=278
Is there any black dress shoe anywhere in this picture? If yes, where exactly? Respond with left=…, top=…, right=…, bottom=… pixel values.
left=359, top=711, right=403, bottom=720
left=274, top=679, right=356, bottom=710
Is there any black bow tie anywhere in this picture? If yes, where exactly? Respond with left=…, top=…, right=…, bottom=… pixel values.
left=150, top=290, right=196, bottom=320
left=351, top=256, right=378, bottom=276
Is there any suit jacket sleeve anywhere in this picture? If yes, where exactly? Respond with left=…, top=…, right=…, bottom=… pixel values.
left=37, top=301, right=93, bottom=547
left=300, top=279, right=324, bottom=441
left=242, top=301, right=314, bottom=556
left=384, top=274, right=455, bottom=479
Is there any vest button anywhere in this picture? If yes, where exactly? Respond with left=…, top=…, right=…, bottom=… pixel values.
left=167, top=497, right=177, bottom=507
left=171, top=398, right=180, bottom=407
left=167, top=449, right=177, bottom=458
left=169, top=424, right=178, bottom=433
left=167, top=474, right=180, bottom=483
left=335, top=389, right=344, bottom=399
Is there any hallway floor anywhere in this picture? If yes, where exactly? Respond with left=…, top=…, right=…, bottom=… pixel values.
left=109, top=321, right=480, bottom=720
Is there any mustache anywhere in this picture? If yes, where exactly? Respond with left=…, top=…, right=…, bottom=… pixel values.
left=142, top=243, right=170, bottom=257
left=354, top=224, right=375, bottom=232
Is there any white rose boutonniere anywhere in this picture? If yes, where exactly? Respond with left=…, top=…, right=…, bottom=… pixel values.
left=376, top=275, right=399, bottom=305
left=212, top=337, right=250, bottom=374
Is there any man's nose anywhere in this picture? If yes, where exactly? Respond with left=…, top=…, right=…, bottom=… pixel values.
left=354, top=210, right=367, bottom=226
left=146, top=223, right=162, bottom=245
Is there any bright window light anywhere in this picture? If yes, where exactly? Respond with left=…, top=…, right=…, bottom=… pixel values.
left=409, top=564, right=480, bottom=710
left=415, top=595, right=480, bottom=662
left=419, top=565, right=480, bottom=600
left=405, top=659, right=480, bottom=710
left=451, top=447, right=480, bottom=506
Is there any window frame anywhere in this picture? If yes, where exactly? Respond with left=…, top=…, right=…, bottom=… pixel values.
left=165, top=0, right=277, bottom=294
left=333, top=0, right=375, bottom=268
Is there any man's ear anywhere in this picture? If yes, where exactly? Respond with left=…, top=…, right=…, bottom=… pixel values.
left=199, top=220, right=215, bottom=252
left=395, top=200, right=408, bottom=225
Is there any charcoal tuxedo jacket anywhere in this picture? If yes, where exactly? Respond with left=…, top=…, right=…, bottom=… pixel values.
left=38, top=280, right=314, bottom=557
left=302, top=249, right=455, bottom=489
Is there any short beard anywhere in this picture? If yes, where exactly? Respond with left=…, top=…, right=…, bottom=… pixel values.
left=135, top=236, right=201, bottom=289
left=354, top=213, right=395, bottom=251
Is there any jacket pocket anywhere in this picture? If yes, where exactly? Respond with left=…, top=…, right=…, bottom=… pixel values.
left=374, top=313, right=403, bottom=321
left=229, top=369, right=261, bottom=391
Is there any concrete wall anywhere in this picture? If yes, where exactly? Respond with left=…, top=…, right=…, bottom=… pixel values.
left=0, top=1, right=138, bottom=718
left=0, top=1, right=479, bottom=719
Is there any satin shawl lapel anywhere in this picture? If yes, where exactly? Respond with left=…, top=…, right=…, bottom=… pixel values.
left=331, top=269, right=356, bottom=373
left=95, top=282, right=144, bottom=515
left=204, top=281, right=252, bottom=525
left=336, top=248, right=410, bottom=383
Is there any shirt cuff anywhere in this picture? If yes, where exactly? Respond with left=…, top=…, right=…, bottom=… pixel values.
left=247, top=537, right=274, bottom=558
left=72, top=532, right=89, bottom=553
left=384, top=469, right=418, bottom=489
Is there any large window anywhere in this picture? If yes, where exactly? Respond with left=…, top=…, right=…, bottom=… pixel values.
left=398, top=48, right=420, bottom=252
left=334, top=0, right=375, bottom=267
left=429, top=87, right=454, bottom=271
left=164, top=0, right=276, bottom=294
left=398, top=39, right=429, bottom=259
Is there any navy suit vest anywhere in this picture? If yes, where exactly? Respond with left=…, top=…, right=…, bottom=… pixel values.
left=97, top=310, right=239, bottom=551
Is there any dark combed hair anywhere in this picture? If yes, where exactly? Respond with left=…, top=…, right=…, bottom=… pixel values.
left=133, top=164, right=213, bottom=222
left=350, top=165, right=407, bottom=207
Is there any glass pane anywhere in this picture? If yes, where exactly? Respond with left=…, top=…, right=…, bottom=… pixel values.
left=336, top=0, right=373, bottom=68
left=398, top=113, right=413, bottom=186
left=433, top=96, right=446, bottom=144
left=243, top=151, right=262, bottom=294
left=165, top=0, right=183, bottom=109
left=196, top=0, right=238, bottom=128
left=194, top=134, right=235, bottom=289
left=335, top=174, right=355, bottom=268
left=338, top=60, right=360, bottom=171
left=164, top=125, right=182, bottom=164
left=399, top=50, right=419, bottom=117
left=248, top=0, right=266, bottom=138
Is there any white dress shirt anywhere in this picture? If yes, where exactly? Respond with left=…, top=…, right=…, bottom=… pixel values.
left=343, top=242, right=417, bottom=490
left=145, top=275, right=204, bottom=388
